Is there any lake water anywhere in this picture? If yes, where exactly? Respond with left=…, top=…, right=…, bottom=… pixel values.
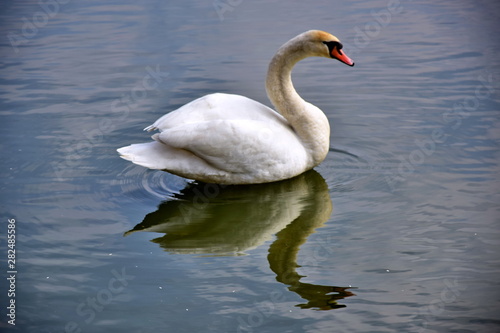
left=1, top=0, right=499, bottom=332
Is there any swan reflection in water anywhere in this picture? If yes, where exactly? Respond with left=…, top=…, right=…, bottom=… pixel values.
left=125, top=170, right=356, bottom=310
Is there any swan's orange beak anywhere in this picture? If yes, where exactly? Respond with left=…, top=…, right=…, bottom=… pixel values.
left=331, top=47, right=354, bottom=67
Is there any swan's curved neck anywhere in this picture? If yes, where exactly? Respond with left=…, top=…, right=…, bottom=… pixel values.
left=265, top=37, right=330, bottom=166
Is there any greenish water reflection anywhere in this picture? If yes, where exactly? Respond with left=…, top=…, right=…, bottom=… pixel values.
left=126, top=170, right=355, bottom=310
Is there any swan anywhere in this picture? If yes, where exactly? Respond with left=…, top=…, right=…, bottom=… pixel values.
left=117, top=30, right=354, bottom=184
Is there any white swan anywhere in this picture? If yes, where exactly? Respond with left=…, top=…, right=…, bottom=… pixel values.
left=117, top=30, right=354, bottom=184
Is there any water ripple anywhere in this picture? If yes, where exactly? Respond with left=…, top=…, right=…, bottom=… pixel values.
left=114, top=164, right=189, bottom=202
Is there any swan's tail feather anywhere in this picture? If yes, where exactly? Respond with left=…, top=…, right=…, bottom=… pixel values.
left=117, top=141, right=225, bottom=182
left=117, top=142, right=171, bottom=170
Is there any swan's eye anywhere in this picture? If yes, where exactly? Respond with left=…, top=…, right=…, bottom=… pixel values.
left=323, top=41, right=343, bottom=49
left=323, top=41, right=344, bottom=57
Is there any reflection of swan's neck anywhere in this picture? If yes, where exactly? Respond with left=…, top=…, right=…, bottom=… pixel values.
left=266, top=172, right=355, bottom=310
left=265, top=35, right=330, bottom=166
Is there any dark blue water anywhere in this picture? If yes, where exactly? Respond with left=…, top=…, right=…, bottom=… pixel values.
left=1, top=0, right=499, bottom=332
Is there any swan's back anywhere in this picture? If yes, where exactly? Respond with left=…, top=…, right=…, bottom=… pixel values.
left=146, top=93, right=288, bottom=132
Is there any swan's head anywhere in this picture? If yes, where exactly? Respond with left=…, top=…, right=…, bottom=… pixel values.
left=304, top=30, right=355, bottom=67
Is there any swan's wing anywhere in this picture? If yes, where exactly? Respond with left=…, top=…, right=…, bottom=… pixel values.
left=122, top=93, right=310, bottom=183
left=145, top=93, right=287, bottom=132
left=154, top=118, right=308, bottom=176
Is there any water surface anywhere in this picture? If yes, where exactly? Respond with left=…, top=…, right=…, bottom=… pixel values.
left=1, top=0, right=499, bottom=332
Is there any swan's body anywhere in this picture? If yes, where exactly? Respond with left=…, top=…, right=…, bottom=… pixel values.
left=117, top=30, right=354, bottom=184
